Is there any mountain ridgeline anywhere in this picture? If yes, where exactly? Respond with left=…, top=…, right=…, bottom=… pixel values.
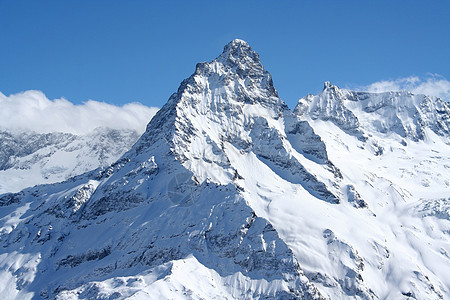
left=0, top=39, right=449, bottom=299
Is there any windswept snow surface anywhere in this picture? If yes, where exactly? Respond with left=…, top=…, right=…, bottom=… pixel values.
left=0, top=40, right=449, bottom=299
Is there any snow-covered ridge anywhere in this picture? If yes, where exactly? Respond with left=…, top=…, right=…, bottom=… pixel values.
left=0, top=39, right=449, bottom=299
left=295, top=81, right=450, bottom=141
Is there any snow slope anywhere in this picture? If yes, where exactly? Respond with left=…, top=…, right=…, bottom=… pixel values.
left=0, top=39, right=449, bottom=299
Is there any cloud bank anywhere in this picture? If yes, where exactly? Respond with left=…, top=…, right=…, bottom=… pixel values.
left=0, top=90, right=159, bottom=135
left=357, top=74, right=450, bottom=101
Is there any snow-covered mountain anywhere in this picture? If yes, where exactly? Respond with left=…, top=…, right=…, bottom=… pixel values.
left=0, top=39, right=449, bottom=299
left=0, top=127, right=141, bottom=194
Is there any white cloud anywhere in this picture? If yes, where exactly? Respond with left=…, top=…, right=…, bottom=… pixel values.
left=357, top=74, right=450, bottom=101
left=0, top=90, right=159, bottom=135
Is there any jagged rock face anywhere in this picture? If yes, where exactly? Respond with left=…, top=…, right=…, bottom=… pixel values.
left=0, top=40, right=449, bottom=299
left=0, top=127, right=140, bottom=193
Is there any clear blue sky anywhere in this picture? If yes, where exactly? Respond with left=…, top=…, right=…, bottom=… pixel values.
left=1, top=1, right=449, bottom=108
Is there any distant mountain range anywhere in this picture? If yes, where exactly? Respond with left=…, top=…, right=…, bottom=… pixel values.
left=0, top=127, right=142, bottom=194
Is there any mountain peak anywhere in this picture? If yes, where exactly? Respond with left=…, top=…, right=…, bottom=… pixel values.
left=323, top=81, right=340, bottom=91
left=216, top=39, right=262, bottom=70
left=222, top=38, right=252, bottom=54
left=225, top=38, right=249, bottom=47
